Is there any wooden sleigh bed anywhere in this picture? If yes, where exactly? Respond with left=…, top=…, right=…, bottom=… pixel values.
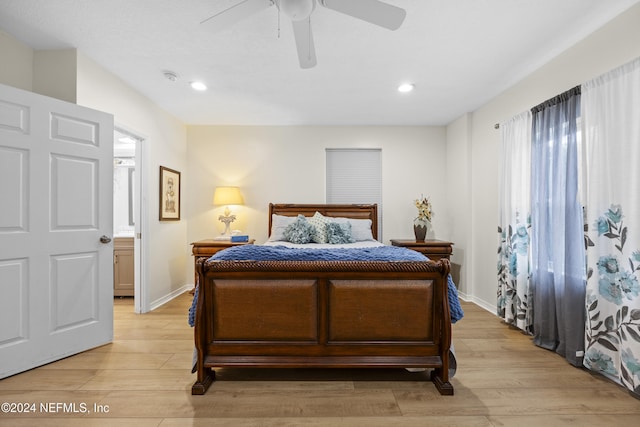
left=192, top=203, right=454, bottom=396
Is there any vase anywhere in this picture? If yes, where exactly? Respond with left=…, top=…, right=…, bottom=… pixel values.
left=413, top=219, right=428, bottom=242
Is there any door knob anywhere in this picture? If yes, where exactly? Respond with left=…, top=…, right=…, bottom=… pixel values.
left=100, top=235, right=112, bottom=244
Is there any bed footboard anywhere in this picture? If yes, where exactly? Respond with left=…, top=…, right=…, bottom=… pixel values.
left=192, top=258, right=453, bottom=396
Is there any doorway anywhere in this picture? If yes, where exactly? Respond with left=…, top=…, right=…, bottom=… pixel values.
left=114, top=127, right=146, bottom=313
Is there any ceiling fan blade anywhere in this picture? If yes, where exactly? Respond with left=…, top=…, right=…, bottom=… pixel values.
left=319, top=0, right=406, bottom=30
left=292, top=18, right=317, bottom=69
left=201, top=0, right=274, bottom=31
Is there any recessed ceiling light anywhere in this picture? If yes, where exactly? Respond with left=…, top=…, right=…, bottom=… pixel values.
left=190, top=81, right=207, bottom=91
left=398, top=83, right=415, bottom=93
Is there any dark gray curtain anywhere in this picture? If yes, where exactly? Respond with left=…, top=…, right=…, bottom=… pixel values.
left=530, top=86, right=586, bottom=366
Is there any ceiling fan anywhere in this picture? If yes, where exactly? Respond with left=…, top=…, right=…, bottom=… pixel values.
left=201, top=0, right=406, bottom=69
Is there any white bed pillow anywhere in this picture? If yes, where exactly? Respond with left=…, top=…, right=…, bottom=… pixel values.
left=270, top=214, right=375, bottom=242
left=269, top=214, right=297, bottom=241
left=331, top=217, right=375, bottom=241
left=263, top=240, right=383, bottom=249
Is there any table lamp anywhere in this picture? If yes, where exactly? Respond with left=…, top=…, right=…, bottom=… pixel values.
left=212, top=186, right=244, bottom=240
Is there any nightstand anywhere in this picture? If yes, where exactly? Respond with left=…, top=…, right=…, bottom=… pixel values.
left=190, top=239, right=255, bottom=290
left=390, top=239, right=453, bottom=261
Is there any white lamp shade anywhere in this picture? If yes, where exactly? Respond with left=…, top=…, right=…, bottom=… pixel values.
left=213, top=186, right=244, bottom=206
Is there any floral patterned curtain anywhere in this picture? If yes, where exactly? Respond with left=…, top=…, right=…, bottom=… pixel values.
left=497, top=111, right=533, bottom=333
left=582, top=57, right=640, bottom=395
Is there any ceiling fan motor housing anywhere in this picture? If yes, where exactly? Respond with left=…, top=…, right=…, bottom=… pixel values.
left=278, top=0, right=316, bottom=21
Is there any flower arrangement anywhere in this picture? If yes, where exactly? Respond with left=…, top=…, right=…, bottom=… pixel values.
left=414, top=195, right=433, bottom=224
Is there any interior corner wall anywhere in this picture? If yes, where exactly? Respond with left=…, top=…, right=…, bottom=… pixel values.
left=445, top=113, right=472, bottom=299
left=33, top=49, right=77, bottom=104
left=462, top=2, right=640, bottom=312
left=0, top=30, right=33, bottom=91
left=75, top=53, right=189, bottom=310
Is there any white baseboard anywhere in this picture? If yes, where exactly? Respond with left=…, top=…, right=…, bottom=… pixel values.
left=467, top=295, right=497, bottom=315
left=457, top=290, right=497, bottom=316
left=149, top=284, right=192, bottom=312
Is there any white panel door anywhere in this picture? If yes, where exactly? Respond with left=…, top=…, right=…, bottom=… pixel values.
left=0, top=83, right=114, bottom=378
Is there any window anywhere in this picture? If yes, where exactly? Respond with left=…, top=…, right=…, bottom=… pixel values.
left=326, top=148, right=382, bottom=239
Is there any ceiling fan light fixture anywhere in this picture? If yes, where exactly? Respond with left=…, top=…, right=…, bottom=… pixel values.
left=398, top=83, right=415, bottom=93
left=279, top=0, right=315, bottom=21
left=190, top=81, right=208, bottom=91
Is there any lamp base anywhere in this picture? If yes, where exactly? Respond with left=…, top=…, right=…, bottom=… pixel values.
left=216, top=214, right=235, bottom=241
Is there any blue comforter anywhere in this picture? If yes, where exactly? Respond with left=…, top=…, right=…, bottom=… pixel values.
left=188, top=245, right=463, bottom=325
left=210, top=244, right=428, bottom=262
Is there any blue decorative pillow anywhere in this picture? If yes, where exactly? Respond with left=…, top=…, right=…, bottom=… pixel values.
left=326, top=221, right=355, bottom=244
left=332, top=217, right=375, bottom=241
left=283, top=215, right=315, bottom=244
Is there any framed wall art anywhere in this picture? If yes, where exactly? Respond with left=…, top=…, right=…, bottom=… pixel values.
left=159, top=166, right=180, bottom=221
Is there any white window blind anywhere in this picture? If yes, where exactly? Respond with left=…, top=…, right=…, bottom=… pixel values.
left=326, top=148, right=382, bottom=239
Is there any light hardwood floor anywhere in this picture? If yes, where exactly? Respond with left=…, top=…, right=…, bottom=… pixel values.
left=1, top=293, right=638, bottom=426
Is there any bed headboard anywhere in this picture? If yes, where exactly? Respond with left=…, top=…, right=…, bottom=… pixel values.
left=268, top=203, right=378, bottom=241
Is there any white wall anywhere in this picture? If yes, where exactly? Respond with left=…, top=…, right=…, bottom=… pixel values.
left=185, top=125, right=450, bottom=283
left=450, top=2, right=640, bottom=311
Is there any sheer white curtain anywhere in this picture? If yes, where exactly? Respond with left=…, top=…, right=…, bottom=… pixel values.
left=497, top=111, right=533, bottom=332
left=530, top=87, right=586, bottom=367
left=582, top=57, right=640, bottom=395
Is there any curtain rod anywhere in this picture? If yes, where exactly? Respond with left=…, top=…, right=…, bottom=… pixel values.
left=531, top=85, right=581, bottom=113
left=495, top=84, right=581, bottom=130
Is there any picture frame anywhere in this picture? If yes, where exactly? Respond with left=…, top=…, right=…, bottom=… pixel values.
left=159, top=166, right=181, bottom=221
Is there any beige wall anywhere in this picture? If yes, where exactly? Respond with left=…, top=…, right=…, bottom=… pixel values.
left=76, top=53, right=188, bottom=309
left=0, top=37, right=77, bottom=103
left=0, top=34, right=189, bottom=311
left=449, top=2, right=640, bottom=311
left=445, top=113, right=472, bottom=297
left=33, top=49, right=77, bottom=103
left=185, top=125, right=451, bottom=281
left=0, top=30, right=33, bottom=91
left=3, top=2, right=640, bottom=310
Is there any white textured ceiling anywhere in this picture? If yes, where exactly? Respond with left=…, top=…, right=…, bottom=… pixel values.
left=0, top=0, right=638, bottom=125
